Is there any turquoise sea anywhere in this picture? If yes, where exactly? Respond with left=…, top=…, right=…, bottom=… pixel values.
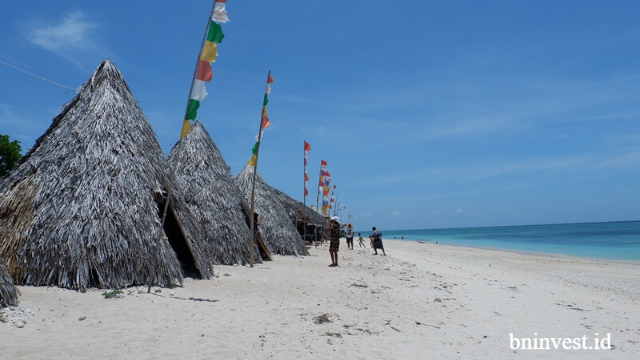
left=359, top=221, right=640, bottom=261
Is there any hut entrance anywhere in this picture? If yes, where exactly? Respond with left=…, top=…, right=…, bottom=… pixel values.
left=156, top=197, right=199, bottom=277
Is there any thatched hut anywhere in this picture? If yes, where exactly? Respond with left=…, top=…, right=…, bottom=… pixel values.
left=272, top=188, right=327, bottom=242
left=0, top=60, right=211, bottom=291
left=168, top=121, right=261, bottom=265
left=236, top=164, right=308, bottom=256
left=0, top=260, right=19, bottom=307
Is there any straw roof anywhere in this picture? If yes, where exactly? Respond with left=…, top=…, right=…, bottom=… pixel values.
left=0, top=60, right=210, bottom=291
left=0, top=260, right=19, bottom=307
left=168, top=121, right=261, bottom=265
left=236, top=164, right=308, bottom=256
left=272, top=188, right=327, bottom=227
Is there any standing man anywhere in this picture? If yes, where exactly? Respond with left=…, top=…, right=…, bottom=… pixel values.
left=369, top=226, right=386, bottom=256
left=345, top=223, right=355, bottom=250
left=328, top=216, right=341, bottom=267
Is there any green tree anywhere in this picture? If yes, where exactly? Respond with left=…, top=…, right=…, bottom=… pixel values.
left=0, top=134, right=22, bottom=176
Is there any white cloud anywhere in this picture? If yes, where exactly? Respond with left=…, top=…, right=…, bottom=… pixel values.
left=390, top=211, right=402, bottom=217
left=24, top=11, right=108, bottom=69
left=454, top=208, right=465, bottom=214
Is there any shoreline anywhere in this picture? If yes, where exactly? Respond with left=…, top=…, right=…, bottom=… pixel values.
left=2, top=239, right=639, bottom=358
left=382, top=237, right=640, bottom=264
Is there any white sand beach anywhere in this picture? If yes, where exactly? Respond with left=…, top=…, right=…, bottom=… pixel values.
left=1, top=239, right=639, bottom=359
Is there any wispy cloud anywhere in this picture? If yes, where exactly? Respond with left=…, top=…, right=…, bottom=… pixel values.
left=23, top=11, right=109, bottom=70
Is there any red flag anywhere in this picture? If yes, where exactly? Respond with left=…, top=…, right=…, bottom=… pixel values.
left=321, top=160, right=327, bottom=166
left=304, top=141, right=311, bottom=151
left=196, top=60, right=213, bottom=82
left=304, top=188, right=309, bottom=196
left=261, top=117, right=271, bottom=129
left=305, top=173, right=309, bottom=181
left=267, top=75, right=274, bottom=83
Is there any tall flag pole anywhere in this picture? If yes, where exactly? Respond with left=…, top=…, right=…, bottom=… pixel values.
left=303, top=141, right=310, bottom=243
left=329, top=185, right=335, bottom=214
left=248, top=71, right=274, bottom=267
left=322, top=171, right=331, bottom=215
left=180, top=0, right=229, bottom=139
left=332, top=186, right=338, bottom=216
left=304, top=141, right=310, bottom=202
left=316, top=160, right=327, bottom=212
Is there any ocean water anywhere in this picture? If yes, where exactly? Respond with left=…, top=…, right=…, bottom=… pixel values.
left=359, top=221, right=640, bottom=261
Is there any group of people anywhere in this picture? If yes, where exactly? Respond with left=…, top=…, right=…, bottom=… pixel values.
left=327, top=216, right=385, bottom=267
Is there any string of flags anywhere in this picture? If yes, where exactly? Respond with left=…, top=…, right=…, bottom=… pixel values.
left=247, top=72, right=274, bottom=166
left=181, top=0, right=229, bottom=139
left=322, top=169, right=331, bottom=215
left=304, top=141, right=310, bottom=197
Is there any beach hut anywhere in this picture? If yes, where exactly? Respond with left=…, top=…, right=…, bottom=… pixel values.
left=236, top=164, right=309, bottom=256
left=0, top=260, right=19, bottom=307
left=168, top=121, right=261, bottom=265
left=0, top=60, right=211, bottom=291
left=272, top=188, right=327, bottom=243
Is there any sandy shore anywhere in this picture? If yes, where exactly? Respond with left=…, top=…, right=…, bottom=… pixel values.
left=1, top=239, right=639, bottom=359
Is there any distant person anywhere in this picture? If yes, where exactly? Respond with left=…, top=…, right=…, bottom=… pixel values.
left=369, top=226, right=386, bottom=256
left=358, top=233, right=366, bottom=248
left=345, top=223, right=355, bottom=250
left=328, top=216, right=341, bottom=267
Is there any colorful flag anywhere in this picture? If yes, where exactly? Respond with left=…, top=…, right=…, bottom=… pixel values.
left=181, top=0, right=230, bottom=139
left=199, top=42, right=218, bottom=62
left=304, top=141, right=310, bottom=199
left=247, top=71, right=274, bottom=167
left=190, top=80, right=208, bottom=101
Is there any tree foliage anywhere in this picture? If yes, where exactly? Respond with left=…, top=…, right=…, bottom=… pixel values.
left=0, top=134, right=22, bottom=176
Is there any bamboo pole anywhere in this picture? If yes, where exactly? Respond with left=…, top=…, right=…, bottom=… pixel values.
left=149, top=187, right=172, bottom=293
left=180, top=1, right=218, bottom=139
left=248, top=70, right=272, bottom=268
left=303, top=140, right=307, bottom=243
left=315, top=161, right=323, bottom=211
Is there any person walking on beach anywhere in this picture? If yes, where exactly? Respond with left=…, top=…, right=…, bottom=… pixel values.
left=357, top=233, right=366, bottom=248
left=328, top=216, right=341, bottom=267
left=345, top=223, right=355, bottom=250
left=369, top=226, right=386, bottom=256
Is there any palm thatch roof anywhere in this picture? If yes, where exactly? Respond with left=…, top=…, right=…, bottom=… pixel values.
left=272, top=187, right=327, bottom=226
left=0, top=60, right=211, bottom=291
left=0, top=260, right=19, bottom=307
left=236, top=164, right=308, bottom=256
left=168, top=121, right=261, bottom=265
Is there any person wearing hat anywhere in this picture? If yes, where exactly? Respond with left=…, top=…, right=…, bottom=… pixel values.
left=328, top=216, right=341, bottom=267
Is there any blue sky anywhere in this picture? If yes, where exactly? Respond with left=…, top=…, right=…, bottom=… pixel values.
left=1, top=1, right=639, bottom=231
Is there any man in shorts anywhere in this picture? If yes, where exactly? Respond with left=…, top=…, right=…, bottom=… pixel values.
left=345, top=223, right=354, bottom=250
left=369, top=226, right=386, bottom=256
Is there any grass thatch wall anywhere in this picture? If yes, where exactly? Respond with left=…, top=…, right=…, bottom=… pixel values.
left=0, top=260, right=19, bottom=307
left=236, top=164, right=308, bottom=256
left=0, top=60, right=209, bottom=291
left=168, top=121, right=261, bottom=265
